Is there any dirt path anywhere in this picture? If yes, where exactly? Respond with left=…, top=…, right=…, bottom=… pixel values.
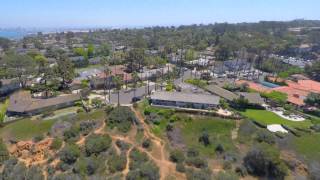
left=122, top=147, right=133, bottom=176
left=232, top=120, right=241, bottom=140
left=131, top=107, right=185, bottom=180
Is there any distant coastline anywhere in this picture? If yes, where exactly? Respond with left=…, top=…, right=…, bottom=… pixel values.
left=0, top=30, right=30, bottom=39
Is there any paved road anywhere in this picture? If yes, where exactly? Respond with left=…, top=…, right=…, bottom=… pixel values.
left=109, top=69, right=192, bottom=105
left=109, top=84, right=156, bottom=104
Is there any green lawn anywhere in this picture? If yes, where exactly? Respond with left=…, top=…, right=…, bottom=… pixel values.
left=75, top=64, right=103, bottom=73
left=293, top=133, right=320, bottom=162
left=0, top=118, right=55, bottom=140
left=241, top=109, right=312, bottom=129
left=178, top=116, right=236, bottom=157
left=0, top=109, right=106, bottom=141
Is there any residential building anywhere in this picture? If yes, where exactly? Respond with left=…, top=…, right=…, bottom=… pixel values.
left=7, top=91, right=81, bottom=116
left=0, top=79, right=21, bottom=97
left=150, top=91, right=220, bottom=109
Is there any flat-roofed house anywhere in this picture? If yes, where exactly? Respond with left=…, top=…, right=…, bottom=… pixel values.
left=7, top=91, right=81, bottom=116
left=150, top=91, right=220, bottom=109
left=0, top=79, right=21, bottom=97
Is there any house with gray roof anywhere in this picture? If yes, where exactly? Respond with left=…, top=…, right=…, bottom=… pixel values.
left=7, top=91, right=81, bottom=116
left=205, top=85, right=265, bottom=106
left=150, top=91, right=220, bottom=110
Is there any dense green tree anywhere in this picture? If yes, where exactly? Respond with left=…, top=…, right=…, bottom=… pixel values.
left=304, top=92, right=320, bottom=107
left=3, top=54, right=36, bottom=87
left=54, top=54, right=75, bottom=88
left=305, top=61, right=320, bottom=81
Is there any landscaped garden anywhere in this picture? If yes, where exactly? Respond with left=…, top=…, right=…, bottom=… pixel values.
left=241, top=109, right=312, bottom=129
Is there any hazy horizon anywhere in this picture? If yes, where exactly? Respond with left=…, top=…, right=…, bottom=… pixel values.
left=0, top=0, right=320, bottom=29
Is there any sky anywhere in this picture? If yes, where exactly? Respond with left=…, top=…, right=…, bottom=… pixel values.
left=0, top=0, right=319, bottom=28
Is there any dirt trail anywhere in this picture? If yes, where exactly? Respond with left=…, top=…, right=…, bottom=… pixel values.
left=122, top=147, right=133, bottom=176
left=131, top=107, right=185, bottom=180
left=231, top=120, right=241, bottom=140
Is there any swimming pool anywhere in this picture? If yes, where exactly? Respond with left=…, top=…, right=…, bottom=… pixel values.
left=259, top=81, right=280, bottom=88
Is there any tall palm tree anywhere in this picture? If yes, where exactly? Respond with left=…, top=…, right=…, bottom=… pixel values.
left=101, top=56, right=110, bottom=103
left=113, top=76, right=123, bottom=107
left=132, top=71, right=139, bottom=99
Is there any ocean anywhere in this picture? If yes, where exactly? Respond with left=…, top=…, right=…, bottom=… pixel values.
left=0, top=30, right=29, bottom=39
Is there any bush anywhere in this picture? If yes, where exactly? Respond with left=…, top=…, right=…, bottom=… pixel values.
left=59, top=144, right=80, bottom=164
left=215, top=144, right=225, bottom=154
left=108, top=154, right=127, bottom=173
left=115, top=140, right=130, bottom=151
left=106, top=106, right=136, bottom=133
left=186, top=168, right=212, bottom=180
left=235, top=165, right=248, bottom=177
left=186, top=157, right=208, bottom=168
left=73, top=156, right=99, bottom=176
left=50, top=138, right=63, bottom=150
left=129, top=148, right=149, bottom=170
left=187, top=148, right=199, bottom=158
left=126, top=162, right=160, bottom=180
left=243, top=144, right=288, bottom=179
left=63, top=126, right=80, bottom=142
left=0, top=139, right=9, bottom=164
left=255, top=130, right=275, bottom=144
left=176, top=163, right=185, bottom=173
left=216, top=171, right=239, bottom=180
left=85, top=134, right=112, bottom=156
left=169, top=149, right=185, bottom=163
left=79, top=120, right=96, bottom=135
left=142, top=139, right=152, bottom=149
left=33, top=134, right=44, bottom=143
left=198, top=130, right=210, bottom=146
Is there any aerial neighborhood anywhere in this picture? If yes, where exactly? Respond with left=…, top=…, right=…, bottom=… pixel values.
left=0, top=19, right=320, bottom=180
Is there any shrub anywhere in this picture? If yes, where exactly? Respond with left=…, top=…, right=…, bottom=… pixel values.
left=33, top=134, right=44, bottom=143
left=115, top=140, right=130, bottom=151
left=243, top=144, right=288, bottom=179
left=73, top=156, right=99, bottom=176
left=198, top=130, right=210, bottom=146
left=255, top=130, right=275, bottom=144
left=79, top=120, right=96, bottom=135
left=50, top=138, right=63, bottom=150
left=186, top=168, right=212, bottom=180
left=169, top=149, right=185, bottom=163
left=215, top=144, right=225, bottom=154
left=216, top=171, right=239, bottom=180
left=235, top=165, right=248, bottom=177
left=186, top=157, right=208, bottom=168
left=59, top=144, right=80, bottom=164
left=85, top=134, right=112, bottom=156
left=187, top=148, right=199, bottom=158
left=176, top=163, right=185, bottom=173
left=0, top=139, right=9, bottom=164
left=108, top=154, right=127, bottom=173
left=126, top=162, right=160, bottom=180
left=142, top=139, right=152, bottom=149
left=129, top=148, right=149, bottom=170
left=63, top=126, right=80, bottom=142
left=106, top=106, right=136, bottom=133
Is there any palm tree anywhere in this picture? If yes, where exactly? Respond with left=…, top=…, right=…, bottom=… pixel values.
left=113, top=76, right=123, bottom=107
left=101, top=56, right=110, bottom=103
left=132, top=71, right=139, bottom=99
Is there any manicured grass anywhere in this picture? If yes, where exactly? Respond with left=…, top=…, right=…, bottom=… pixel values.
left=293, top=133, right=320, bottom=162
left=0, top=109, right=106, bottom=141
left=178, top=116, right=236, bottom=157
left=75, top=64, right=102, bottom=73
left=241, top=109, right=312, bottom=129
left=0, top=118, right=55, bottom=140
